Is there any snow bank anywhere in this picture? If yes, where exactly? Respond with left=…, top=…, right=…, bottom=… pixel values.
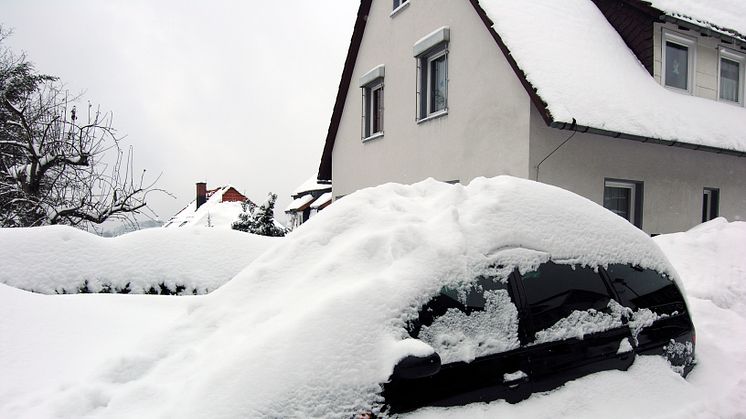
left=654, top=218, right=746, bottom=317
left=0, top=225, right=279, bottom=295
left=0, top=176, right=677, bottom=418
left=0, top=284, right=191, bottom=414
left=480, top=0, right=746, bottom=153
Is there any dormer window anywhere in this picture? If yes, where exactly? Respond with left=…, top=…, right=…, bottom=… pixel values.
left=662, top=30, right=696, bottom=93
left=719, top=49, right=744, bottom=105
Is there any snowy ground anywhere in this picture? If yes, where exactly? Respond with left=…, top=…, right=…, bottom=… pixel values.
left=0, top=181, right=745, bottom=418
left=0, top=226, right=279, bottom=294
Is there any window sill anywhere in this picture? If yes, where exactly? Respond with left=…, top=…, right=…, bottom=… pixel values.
left=663, top=84, right=693, bottom=95
left=390, top=2, right=410, bottom=18
left=417, top=109, right=448, bottom=124
left=362, top=132, right=384, bottom=143
left=717, top=97, right=744, bottom=107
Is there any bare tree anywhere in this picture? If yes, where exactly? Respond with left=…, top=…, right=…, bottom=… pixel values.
left=0, top=28, right=164, bottom=227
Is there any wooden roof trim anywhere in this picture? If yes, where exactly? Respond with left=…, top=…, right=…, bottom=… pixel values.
left=317, top=0, right=373, bottom=182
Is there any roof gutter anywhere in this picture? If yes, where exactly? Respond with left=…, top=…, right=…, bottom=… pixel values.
left=658, top=14, right=746, bottom=50
left=549, top=121, right=746, bottom=158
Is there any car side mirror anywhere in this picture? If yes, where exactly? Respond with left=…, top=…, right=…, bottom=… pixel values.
left=392, top=352, right=441, bottom=380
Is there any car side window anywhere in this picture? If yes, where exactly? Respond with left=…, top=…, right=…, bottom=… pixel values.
left=606, top=264, right=686, bottom=314
left=406, top=275, right=520, bottom=364
left=520, top=263, right=613, bottom=340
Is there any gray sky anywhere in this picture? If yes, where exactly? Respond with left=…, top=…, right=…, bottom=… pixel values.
left=2, top=0, right=359, bottom=223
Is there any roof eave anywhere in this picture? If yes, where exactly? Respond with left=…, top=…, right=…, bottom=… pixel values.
left=549, top=121, right=746, bottom=158
left=317, top=0, right=374, bottom=182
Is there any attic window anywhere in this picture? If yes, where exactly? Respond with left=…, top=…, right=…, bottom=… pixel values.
left=662, top=30, right=695, bottom=93
left=719, top=48, right=744, bottom=105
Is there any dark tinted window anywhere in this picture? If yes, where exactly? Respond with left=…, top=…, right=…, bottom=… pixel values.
left=606, top=264, right=686, bottom=314
left=407, top=276, right=510, bottom=338
left=520, top=263, right=612, bottom=336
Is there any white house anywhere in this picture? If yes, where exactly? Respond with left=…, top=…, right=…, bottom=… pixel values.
left=317, top=0, right=746, bottom=234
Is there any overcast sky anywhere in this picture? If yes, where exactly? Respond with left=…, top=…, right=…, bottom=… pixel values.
left=3, top=0, right=359, bottom=224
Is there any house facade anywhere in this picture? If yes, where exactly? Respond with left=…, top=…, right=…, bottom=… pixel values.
left=317, top=0, right=746, bottom=234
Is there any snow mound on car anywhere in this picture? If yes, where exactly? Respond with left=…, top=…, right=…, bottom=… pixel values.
left=16, top=176, right=675, bottom=418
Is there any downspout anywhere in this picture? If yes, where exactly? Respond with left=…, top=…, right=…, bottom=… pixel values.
left=535, top=118, right=578, bottom=182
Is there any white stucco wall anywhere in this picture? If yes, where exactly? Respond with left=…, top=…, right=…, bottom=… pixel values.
left=331, top=0, right=530, bottom=197
left=528, top=107, right=746, bottom=234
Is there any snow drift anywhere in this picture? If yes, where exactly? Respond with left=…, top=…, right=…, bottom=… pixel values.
left=654, top=218, right=746, bottom=318
left=0, top=226, right=279, bottom=294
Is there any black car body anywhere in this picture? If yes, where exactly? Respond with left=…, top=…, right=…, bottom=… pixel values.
left=382, top=261, right=695, bottom=414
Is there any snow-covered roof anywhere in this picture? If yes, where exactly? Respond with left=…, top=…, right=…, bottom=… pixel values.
left=478, top=0, right=746, bottom=154
left=284, top=194, right=315, bottom=212
left=647, top=0, right=746, bottom=42
left=291, top=176, right=331, bottom=197
left=165, top=185, right=246, bottom=229
left=310, top=192, right=332, bottom=209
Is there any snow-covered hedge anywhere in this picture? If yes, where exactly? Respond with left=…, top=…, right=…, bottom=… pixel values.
left=0, top=225, right=280, bottom=295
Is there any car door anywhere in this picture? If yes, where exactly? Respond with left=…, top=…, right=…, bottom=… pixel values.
left=383, top=271, right=532, bottom=414
left=514, top=262, right=635, bottom=393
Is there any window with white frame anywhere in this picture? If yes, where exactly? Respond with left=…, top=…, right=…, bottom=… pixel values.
left=702, top=188, right=720, bottom=222
left=603, top=179, right=644, bottom=229
left=392, top=0, right=409, bottom=12
left=662, top=30, right=696, bottom=93
left=359, top=65, right=385, bottom=141
left=719, top=49, right=744, bottom=105
left=414, top=27, right=449, bottom=121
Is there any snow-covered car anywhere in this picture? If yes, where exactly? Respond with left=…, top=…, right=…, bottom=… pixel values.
left=382, top=259, right=695, bottom=414
left=11, top=177, right=695, bottom=419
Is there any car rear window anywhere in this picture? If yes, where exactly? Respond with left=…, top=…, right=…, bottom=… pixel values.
left=407, top=275, right=520, bottom=364
left=605, top=264, right=686, bottom=314
left=520, top=263, right=612, bottom=338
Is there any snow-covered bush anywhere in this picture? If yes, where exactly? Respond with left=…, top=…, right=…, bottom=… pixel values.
left=232, top=193, right=286, bottom=237
left=0, top=225, right=280, bottom=295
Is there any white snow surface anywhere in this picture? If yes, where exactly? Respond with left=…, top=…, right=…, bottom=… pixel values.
left=648, top=0, right=746, bottom=41
left=654, top=217, right=746, bottom=318
left=164, top=185, right=246, bottom=229
left=480, top=0, right=746, bottom=153
left=3, top=178, right=746, bottom=418
left=532, top=301, right=627, bottom=345
left=0, top=225, right=279, bottom=294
